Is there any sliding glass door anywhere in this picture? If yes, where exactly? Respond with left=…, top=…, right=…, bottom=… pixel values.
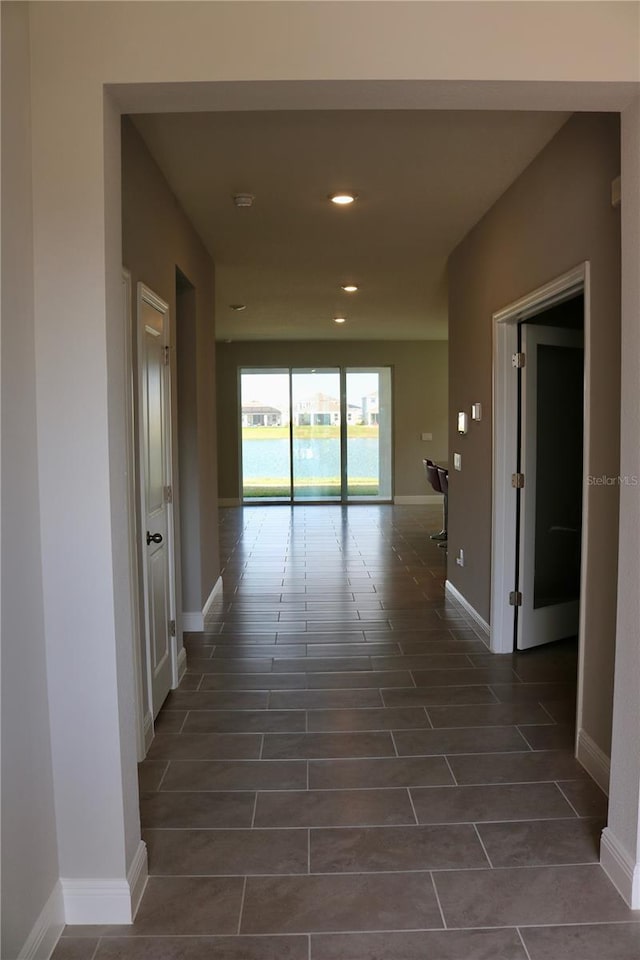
left=240, top=369, right=291, bottom=500
left=240, top=366, right=392, bottom=503
left=346, top=367, right=392, bottom=501
left=292, top=369, right=341, bottom=501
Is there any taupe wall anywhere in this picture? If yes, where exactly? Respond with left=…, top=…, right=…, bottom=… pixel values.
left=216, top=340, right=448, bottom=500
left=447, top=113, right=621, bottom=758
left=122, top=118, right=219, bottom=625
left=1, top=5, right=61, bottom=956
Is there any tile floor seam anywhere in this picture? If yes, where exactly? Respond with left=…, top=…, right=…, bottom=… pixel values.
left=429, top=871, right=448, bottom=930
left=156, top=760, right=171, bottom=793
left=516, top=926, right=534, bottom=959
left=442, top=755, right=459, bottom=788
left=236, top=876, right=247, bottom=934
left=472, top=822, right=494, bottom=868
left=406, top=787, right=420, bottom=825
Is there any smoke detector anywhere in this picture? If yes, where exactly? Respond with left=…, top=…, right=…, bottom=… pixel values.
left=233, top=193, right=255, bottom=208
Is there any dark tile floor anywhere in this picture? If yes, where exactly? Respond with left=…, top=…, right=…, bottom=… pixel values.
left=54, top=505, right=640, bottom=959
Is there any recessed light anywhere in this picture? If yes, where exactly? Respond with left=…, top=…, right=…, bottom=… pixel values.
left=334, top=317, right=347, bottom=324
left=341, top=284, right=358, bottom=293
left=329, top=192, right=357, bottom=205
left=230, top=304, right=246, bottom=311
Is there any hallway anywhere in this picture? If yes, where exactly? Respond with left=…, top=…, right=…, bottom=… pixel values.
left=55, top=505, right=639, bottom=959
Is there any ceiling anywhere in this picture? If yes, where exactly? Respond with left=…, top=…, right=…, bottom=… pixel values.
left=133, top=109, right=569, bottom=341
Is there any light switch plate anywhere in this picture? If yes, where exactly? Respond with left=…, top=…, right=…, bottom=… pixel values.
left=421, top=432, right=433, bottom=441
left=457, top=411, right=468, bottom=434
left=454, top=453, right=462, bottom=471
left=471, top=403, right=482, bottom=421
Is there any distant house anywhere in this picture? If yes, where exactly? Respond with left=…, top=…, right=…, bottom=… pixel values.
left=361, top=391, right=379, bottom=425
left=242, top=401, right=282, bottom=427
left=293, top=392, right=362, bottom=426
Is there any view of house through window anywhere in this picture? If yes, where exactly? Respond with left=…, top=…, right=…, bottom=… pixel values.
left=240, top=367, right=392, bottom=502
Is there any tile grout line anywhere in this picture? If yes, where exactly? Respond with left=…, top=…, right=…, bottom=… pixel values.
left=236, top=876, right=247, bottom=935
left=516, top=926, right=534, bottom=960
left=443, top=755, right=459, bottom=786
left=555, top=780, right=584, bottom=818
left=539, top=701, right=559, bottom=724
left=250, top=791, right=259, bottom=828
left=472, top=821, right=494, bottom=868
left=155, top=761, right=171, bottom=792
left=406, top=787, right=420, bottom=825
left=429, top=870, right=448, bottom=930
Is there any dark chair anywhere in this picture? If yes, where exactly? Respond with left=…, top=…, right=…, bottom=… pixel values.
left=423, top=459, right=447, bottom=541
left=436, top=466, right=449, bottom=549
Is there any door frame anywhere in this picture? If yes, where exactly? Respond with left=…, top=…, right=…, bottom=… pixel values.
left=491, top=262, right=590, bottom=665
left=122, top=270, right=151, bottom=759
left=136, top=282, right=179, bottom=720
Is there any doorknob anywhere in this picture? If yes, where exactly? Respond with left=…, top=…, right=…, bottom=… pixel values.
left=146, top=531, right=163, bottom=545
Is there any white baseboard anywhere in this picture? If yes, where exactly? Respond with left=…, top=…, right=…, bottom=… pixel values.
left=445, top=580, right=491, bottom=643
left=203, top=576, right=224, bottom=619
left=128, top=841, right=148, bottom=920
left=62, top=841, right=148, bottom=925
left=601, top=827, right=640, bottom=909
left=182, top=611, right=204, bottom=631
left=394, top=494, right=443, bottom=505
left=576, top=728, right=611, bottom=795
left=18, top=881, right=64, bottom=960
left=219, top=497, right=241, bottom=507
left=176, top=645, right=188, bottom=685
left=143, top=710, right=154, bottom=754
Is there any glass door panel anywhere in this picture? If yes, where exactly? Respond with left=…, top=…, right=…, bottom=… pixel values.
left=346, top=367, right=392, bottom=501
left=240, top=368, right=291, bottom=501
left=291, top=369, right=341, bottom=501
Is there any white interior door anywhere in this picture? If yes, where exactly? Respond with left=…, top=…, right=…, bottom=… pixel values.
left=517, top=323, right=584, bottom=650
left=138, top=285, right=174, bottom=717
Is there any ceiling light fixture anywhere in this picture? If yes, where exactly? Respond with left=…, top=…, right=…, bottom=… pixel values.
left=233, top=193, right=254, bottom=208
left=341, top=284, right=358, bottom=293
left=334, top=317, right=347, bottom=324
left=230, top=304, right=246, bottom=311
left=329, top=192, right=357, bottom=205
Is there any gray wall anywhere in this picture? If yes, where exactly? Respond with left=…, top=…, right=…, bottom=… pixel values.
left=1, top=4, right=61, bottom=956
left=447, top=112, right=621, bottom=759
left=216, top=340, right=448, bottom=500
left=122, top=119, right=220, bottom=624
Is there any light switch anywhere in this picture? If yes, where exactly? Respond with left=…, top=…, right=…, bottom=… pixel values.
left=457, top=412, right=468, bottom=434
left=471, top=403, right=482, bottom=421
left=454, top=453, right=462, bottom=471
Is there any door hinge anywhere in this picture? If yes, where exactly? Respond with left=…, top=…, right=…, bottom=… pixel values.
left=169, top=619, right=176, bottom=637
left=163, top=345, right=170, bottom=366
left=511, top=473, right=525, bottom=489
left=512, top=352, right=526, bottom=368
left=164, top=485, right=173, bottom=503
left=509, top=591, right=523, bottom=607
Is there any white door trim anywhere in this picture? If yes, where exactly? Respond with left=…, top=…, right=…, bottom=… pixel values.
left=136, top=282, right=178, bottom=718
left=491, top=262, right=590, bottom=657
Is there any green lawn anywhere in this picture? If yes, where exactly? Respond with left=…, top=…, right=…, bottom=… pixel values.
left=242, top=425, right=379, bottom=440
left=244, top=479, right=379, bottom=498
